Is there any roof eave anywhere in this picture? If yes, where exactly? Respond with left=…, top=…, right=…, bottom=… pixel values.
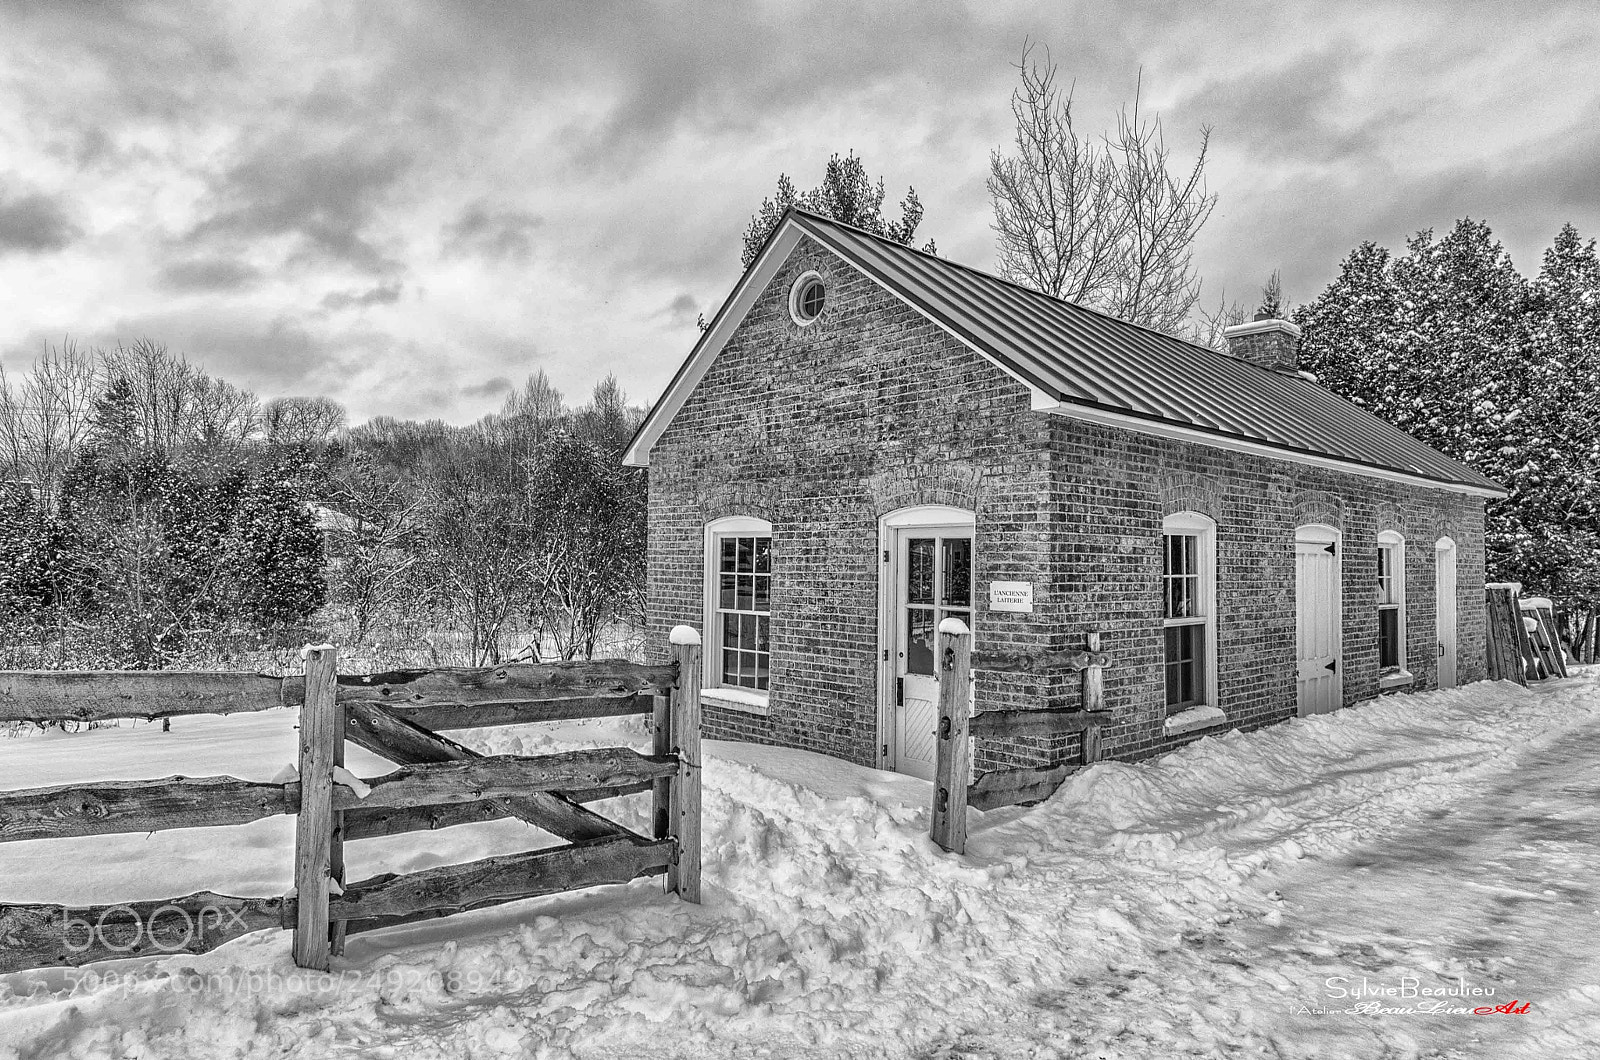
left=1034, top=397, right=1508, bottom=499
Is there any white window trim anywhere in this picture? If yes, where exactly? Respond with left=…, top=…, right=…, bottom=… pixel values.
left=788, top=270, right=825, bottom=326
left=1162, top=511, right=1219, bottom=716
left=1377, top=530, right=1410, bottom=688
left=703, top=516, right=774, bottom=714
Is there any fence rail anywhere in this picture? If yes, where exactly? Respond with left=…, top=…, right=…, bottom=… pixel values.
left=0, top=634, right=703, bottom=975
left=930, top=627, right=1114, bottom=853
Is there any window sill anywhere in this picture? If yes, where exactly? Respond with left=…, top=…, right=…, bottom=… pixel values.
left=702, top=687, right=771, bottom=717
left=1164, top=705, right=1228, bottom=737
left=1379, top=670, right=1414, bottom=691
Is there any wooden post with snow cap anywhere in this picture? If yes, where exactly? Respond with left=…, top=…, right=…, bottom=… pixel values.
left=667, top=625, right=702, bottom=903
left=292, top=643, right=339, bottom=971
left=1081, top=630, right=1106, bottom=765
left=931, top=617, right=973, bottom=854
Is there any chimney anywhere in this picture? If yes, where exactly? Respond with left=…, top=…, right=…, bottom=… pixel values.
left=1222, top=312, right=1301, bottom=373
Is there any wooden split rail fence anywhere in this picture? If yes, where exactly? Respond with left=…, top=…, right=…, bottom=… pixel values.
left=930, top=622, right=1114, bottom=854
left=1486, top=584, right=1569, bottom=685
left=0, top=628, right=705, bottom=974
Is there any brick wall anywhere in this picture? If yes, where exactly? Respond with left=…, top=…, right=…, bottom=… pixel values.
left=645, top=234, right=1489, bottom=774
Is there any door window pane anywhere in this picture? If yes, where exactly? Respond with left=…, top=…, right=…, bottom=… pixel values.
left=907, top=538, right=934, bottom=605
left=906, top=607, right=935, bottom=675
left=941, top=538, right=972, bottom=607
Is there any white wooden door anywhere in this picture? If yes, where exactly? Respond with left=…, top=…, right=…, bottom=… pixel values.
left=1436, top=538, right=1458, bottom=688
left=890, top=527, right=973, bottom=780
left=1295, top=526, right=1343, bottom=715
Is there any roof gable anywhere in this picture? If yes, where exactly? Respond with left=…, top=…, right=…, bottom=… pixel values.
left=625, top=210, right=1504, bottom=498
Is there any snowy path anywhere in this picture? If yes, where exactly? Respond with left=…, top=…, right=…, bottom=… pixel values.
left=3, top=674, right=1600, bottom=1058
left=1226, top=706, right=1600, bottom=1058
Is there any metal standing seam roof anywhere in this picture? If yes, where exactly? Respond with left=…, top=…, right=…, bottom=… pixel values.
left=787, top=210, right=1505, bottom=496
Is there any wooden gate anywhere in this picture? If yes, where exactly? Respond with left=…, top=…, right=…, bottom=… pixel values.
left=929, top=621, right=1114, bottom=854
left=0, top=627, right=704, bottom=974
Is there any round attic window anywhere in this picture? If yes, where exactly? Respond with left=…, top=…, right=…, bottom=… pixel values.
left=789, top=272, right=826, bottom=325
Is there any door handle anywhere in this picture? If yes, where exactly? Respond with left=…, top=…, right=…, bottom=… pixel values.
left=1438, top=643, right=1445, bottom=657
left=1324, top=659, right=1337, bottom=673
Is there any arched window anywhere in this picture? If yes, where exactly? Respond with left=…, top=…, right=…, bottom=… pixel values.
left=703, top=516, right=773, bottom=714
left=1377, top=530, right=1409, bottom=685
left=1162, top=512, right=1217, bottom=713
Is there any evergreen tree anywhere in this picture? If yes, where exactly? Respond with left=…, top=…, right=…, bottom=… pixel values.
left=228, top=459, right=326, bottom=630
left=741, top=152, right=933, bottom=267
left=1296, top=219, right=1600, bottom=604
left=1258, top=270, right=1285, bottom=318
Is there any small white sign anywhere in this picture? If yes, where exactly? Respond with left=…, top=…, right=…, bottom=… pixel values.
left=988, top=581, right=1033, bottom=613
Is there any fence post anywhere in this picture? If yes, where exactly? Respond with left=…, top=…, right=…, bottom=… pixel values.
left=667, top=626, right=702, bottom=903
left=651, top=691, right=672, bottom=843
left=328, top=696, right=348, bottom=957
left=1081, top=630, right=1105, bottom=765
left=293, top=645, right=339, bottom=971
left=931, top=619, right=972, bottom=854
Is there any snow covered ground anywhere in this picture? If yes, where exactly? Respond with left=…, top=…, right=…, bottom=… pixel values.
left=3, top=672, right=1600, bottom=1059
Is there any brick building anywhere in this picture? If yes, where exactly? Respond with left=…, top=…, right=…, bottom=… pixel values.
left=623, top=210, right=1505, bottom=780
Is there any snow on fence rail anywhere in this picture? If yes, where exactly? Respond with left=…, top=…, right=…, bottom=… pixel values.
left=0, top=631, right=705, bottom=974
left=930, top=625, right=1114, bottom=854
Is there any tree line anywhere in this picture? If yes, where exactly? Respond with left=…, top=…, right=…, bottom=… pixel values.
left=0, top=342, right=644, bottom=669
left=1295, top=220, right=1600, bottom=610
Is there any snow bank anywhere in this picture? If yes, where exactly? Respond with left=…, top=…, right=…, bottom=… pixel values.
left=3, top=674, right=1599, bottom=1058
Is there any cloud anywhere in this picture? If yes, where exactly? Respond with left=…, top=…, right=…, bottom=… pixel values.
left=461, top=375, right=512, bottom=399
left=441, top=203, right=543, bottom=262
left=97, top=309, right=347, bottom=394
left=4, top=0, right=1600, bottom=429
left=185, top=135, right=413, bottom=274
left=662, top=292, right=701, bottom=328
left=1181, top=49, right=1394, bottom=165
left=0, top=190, right=80, bottom=254
left=158, top=256, right=262, bottom=292
left=320, top=281, right=404, bottom=311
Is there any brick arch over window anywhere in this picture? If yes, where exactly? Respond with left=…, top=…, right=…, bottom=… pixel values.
left=1293, top=490, right=1344, bottom=530
left=1158, top=473, right=1221, bottom=522
left=697, top=482, right=777, bottom=525
left=1372, top=500, right=1402, bottom=535
left=1430, top=515, right=1463, bottom=545
left=866, top=461, right=983, bottom=518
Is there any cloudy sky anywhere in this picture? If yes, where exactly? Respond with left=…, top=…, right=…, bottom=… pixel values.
left=2, top=1, right=1596, bottom=424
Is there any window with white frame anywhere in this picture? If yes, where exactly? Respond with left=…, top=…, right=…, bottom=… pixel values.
left=1162, top=512, right=1217, bottom=713
left=1377, top=531, right=1405, bottom=675
left=704, top=517, right=772, bottom=695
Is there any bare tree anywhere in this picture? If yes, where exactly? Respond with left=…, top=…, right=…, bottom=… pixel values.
left=0, top=340, right=97, bottom=510
left=989, top=43, right=1217, bottom=335
left=1191, top=289, right=1249, bottom=351
left=264, top=395, right=347, bottom=446
left=988, top=49, right=1125, bottom=306
left=325, top=456, right=420, bottom=644
left=98, top=340, right=259, bottom=449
